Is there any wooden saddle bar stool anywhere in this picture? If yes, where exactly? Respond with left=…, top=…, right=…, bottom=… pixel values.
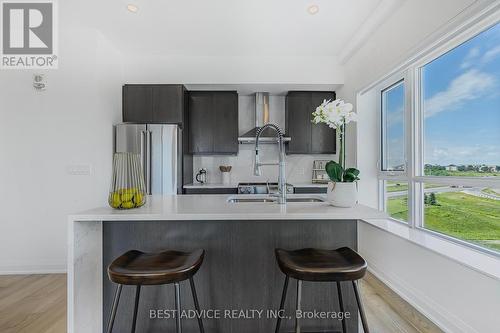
left=106, top=249, right=205, bottom=333
left=274, top=247, right=370, bottom=333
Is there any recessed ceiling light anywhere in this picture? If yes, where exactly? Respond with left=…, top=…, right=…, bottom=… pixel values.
left=127, top=4, right=139, bottom=13
left=308, top=4, right=319, bottom=15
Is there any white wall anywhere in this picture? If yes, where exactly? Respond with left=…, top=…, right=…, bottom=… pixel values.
left=338, top=0, right=500, bottom=332
left=122, top=55, right=343, bottom=85
left=192, top=95, right=337, bottom=185
left=0, top=20, right=123, bottom=272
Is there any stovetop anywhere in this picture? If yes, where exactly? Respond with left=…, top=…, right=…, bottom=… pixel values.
left=237, top=182, right=294, bottom=194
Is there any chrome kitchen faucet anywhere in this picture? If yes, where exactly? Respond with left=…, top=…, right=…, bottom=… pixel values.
left=254, top=124, right=287, bottom=204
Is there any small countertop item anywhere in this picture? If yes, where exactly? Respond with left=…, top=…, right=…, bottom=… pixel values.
left=219, top=165, right=232, bottom=172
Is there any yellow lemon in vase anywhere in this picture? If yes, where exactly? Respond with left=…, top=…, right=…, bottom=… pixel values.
left=133, top=192, right=144, bottom=206
left=120, top=189, right=135, bottom=202
left=109, top=192, right=122, bottom=208
left=121, top=201, right=135, bottom=209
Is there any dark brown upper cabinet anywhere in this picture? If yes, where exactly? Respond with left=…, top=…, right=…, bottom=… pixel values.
left=286, top=91, right=336, bottom=154
left=188, top=91, right=238, bottom=155
left=123, top=84, right=186, bottom=124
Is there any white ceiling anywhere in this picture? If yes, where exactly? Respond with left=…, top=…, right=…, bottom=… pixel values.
left=70, top=0, right=386, bottom=57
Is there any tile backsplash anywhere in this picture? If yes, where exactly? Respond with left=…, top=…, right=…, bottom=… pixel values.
left=192, top=95, right=337, bottom=185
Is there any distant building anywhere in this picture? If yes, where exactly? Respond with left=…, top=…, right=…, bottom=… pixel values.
left=445, top=165, right=458, bottom=171
left=486, top=165, right=498, bottom=173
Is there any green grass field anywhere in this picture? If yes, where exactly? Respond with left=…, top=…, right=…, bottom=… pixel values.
left=425, top=170, right=499, bottom=177
left=387, top=195, right=409, bottom=221
left=388, top=191, right=500, bottom=251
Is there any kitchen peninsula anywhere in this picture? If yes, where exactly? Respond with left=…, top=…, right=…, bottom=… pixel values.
left=68, top=195, right=386, bottom=333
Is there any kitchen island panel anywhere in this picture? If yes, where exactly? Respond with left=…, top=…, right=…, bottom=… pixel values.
left=102, top=220, right=357, bottom=333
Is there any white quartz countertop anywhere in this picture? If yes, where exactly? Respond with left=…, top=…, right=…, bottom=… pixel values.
left=70, top=195, right=387, bottom=222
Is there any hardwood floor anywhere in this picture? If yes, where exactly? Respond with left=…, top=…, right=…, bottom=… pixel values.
left=0, top=273, right=442, bottom=333
left=359, top=273, right=443, bottom=333
left=0, top=274, right=66, bottom=333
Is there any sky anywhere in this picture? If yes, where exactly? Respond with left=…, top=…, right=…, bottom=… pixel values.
left=385, top=22, right=500, bottom=168
left=423, top=22, right=500, bottom=166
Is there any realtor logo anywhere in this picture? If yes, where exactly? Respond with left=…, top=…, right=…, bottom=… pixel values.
left=1, top=0, right=58, bottom=69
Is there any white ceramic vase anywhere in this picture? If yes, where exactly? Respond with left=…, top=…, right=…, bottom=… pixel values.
left=221, top=172, right=231, bottom=185
left=327, top=182, right=358, bottom=207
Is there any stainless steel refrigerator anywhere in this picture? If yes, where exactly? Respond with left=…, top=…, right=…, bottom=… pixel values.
left=115, top=124, right=185, bottom=195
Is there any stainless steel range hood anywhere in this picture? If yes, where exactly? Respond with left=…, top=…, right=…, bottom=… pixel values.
left=238, top=92, right=291, bottom=144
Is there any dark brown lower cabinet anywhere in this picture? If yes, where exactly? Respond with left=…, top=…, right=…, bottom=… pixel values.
left=294, top=187, right=328, bottom=194
left=183, top=188, right=238, bottom=195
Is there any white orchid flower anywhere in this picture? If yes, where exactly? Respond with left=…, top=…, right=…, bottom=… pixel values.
left=311, top=98, right=356, bottom=129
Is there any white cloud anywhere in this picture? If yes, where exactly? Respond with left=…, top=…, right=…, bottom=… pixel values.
left=426, top=143, right=500, bottom=165
left=387, top=106, right=404, bottom=127
left=459, top=44, right=500, bottom=69
left=460, top=47, right=480, bottom=69
left=424, top=69, right=496, bottom=118
left=386, top=137, right=405, bottom=168
left=482, top=45, right=500, bottom=64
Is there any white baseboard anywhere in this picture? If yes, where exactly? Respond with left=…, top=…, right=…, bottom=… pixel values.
left=366, top=257, right=478, bottom=333
left=0, top=264, right=67, bottom=275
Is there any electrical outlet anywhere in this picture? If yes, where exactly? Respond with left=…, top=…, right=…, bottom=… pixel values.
left=66, top=164, right=92, bottom=176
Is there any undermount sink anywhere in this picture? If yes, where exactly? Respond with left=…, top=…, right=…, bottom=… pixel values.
left=226, top=195, right=326, bottom=204
left=227, top=198, right=276, bottom=203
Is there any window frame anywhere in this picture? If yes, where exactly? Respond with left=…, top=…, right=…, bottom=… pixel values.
left=378, top=74, right=409, bottom=179
left=376, top=11, right=500, bottom=254
left=377, top=72, right=413, bottom=225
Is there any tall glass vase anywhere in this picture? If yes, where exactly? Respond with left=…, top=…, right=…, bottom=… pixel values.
left=108, top=153, right=146, bottom=209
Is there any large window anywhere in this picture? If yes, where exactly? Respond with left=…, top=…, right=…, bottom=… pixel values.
left=422, top=23, right=500, bottom=178
left=379, top=20, right=500, bottom=254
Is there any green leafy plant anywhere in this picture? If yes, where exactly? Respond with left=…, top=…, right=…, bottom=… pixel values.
left=325, top=161, right=360, bottom=183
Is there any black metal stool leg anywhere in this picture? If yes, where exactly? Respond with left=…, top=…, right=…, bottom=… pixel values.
left=295, top=280, right=302, bottom=333
left=107, top=284, right=122, bottom=333
left=189, top=277, right=205, bottom=333
left=131, top=285, right=141, bottom=333
left=275, top=275, right=289, bottom=333
left=175, top=282, right=182, bottom=333
left=336, top=282, right=347, bottom=333
left=352, top=280, right=370, bottom=333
